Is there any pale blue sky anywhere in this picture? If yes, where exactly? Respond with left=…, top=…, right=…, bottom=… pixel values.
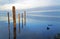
left=0, top=0, right=60, bottom=10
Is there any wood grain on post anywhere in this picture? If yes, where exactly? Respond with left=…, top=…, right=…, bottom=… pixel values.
left=12, top=6, right=16, bottom=28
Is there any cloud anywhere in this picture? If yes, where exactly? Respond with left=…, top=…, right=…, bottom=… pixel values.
left=0, top=0, right=60, bottom=10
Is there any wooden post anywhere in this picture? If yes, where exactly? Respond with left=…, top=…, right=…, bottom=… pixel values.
left=22, top=13, right=23, bottom=28
left=12, top=6, right=16, bottom=28
left=7, top=12, right=10, bottom=39
left=12, top=6, right=16, bottom=39
left=8, top=12, right=10, bottom=26
left=18, top=13, right=20, bottom=33
left=24, top=11, right=26, bottom=25
left=18, top=13, right=20, bottom=27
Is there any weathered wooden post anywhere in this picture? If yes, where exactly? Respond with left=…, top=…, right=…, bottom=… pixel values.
left=24, top=11, right=26, bottom=25
left=18, top=13, right=20, bottom=27
left=7, top=12, right=10, bottom=39
left=8, top=12, right=10, bottom=26
left=12, top=6, right=16, bottom=29
left=18, top=13, right=20, bottom=33
left=12, top=6, right=16, bottom=39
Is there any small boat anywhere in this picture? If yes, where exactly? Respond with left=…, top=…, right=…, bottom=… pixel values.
left=47, top=27, right=50, bottom=30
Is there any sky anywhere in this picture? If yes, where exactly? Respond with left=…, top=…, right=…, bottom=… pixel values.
left=0, top=0, right=60, bottom=10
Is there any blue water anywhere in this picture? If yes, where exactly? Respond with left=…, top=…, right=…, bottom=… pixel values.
left=0, top=11, right=60, bottom=39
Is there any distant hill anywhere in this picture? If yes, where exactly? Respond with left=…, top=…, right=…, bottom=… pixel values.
left=25, top=5, right=60, bottom=11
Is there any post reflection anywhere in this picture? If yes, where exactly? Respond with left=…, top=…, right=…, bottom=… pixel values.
left=14, top=28, right=16, bottom=39
left=8, top=24, right=10, bottom=39
left=18, top=25, right=20, bottom=33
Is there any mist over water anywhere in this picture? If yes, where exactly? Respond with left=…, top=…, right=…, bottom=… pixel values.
left=0, top=8, right=60, bottom=39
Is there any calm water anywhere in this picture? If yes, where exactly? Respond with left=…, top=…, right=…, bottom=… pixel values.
left=0, top=11, right=60, bottom=39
